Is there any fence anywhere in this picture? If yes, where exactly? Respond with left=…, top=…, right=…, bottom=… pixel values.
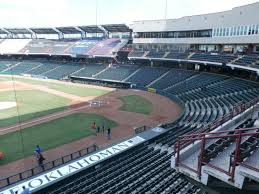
left=0, top=144, right=98, bottom=189
left=134, top=125, right=150, bottom=134
left=175, top=128, right=259, bottom=181
left=174, top=97, right=259, bottom=152
left=174, top=97, right=259, bottom=180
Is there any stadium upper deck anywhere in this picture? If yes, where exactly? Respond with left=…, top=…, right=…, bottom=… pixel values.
left=0, top=38, right=128, bottom=57
left=0, top=3, right=258, bottom=73
left=130, top=2, right=259, bottom=53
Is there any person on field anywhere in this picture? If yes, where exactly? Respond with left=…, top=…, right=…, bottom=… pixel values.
left=107, top=128, right=111, bottom=140
left=35, top=145, right=43, bottom=154
left=33, top=149, right=40, bottom=164
left=97, top=126, right=100, bottom=133
left=33, top=149, right=45, bottom=169
left=91, top=122, right=96, bottom=129
left=102, top=124, right=105, bottom=134
left=91, top=122, right=97, bottom=135
left=38, top=153, right=45, bottom=169
left=20, top=186, right=30, bottom=194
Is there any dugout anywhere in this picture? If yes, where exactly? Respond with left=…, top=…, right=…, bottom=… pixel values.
left=69, top=76, right=132, bottom=89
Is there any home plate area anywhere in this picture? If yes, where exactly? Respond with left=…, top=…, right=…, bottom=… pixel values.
left=89, top=100, right=108, bottom=108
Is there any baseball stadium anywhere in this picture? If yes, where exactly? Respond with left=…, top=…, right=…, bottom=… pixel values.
left=0, top=1, right=259, bottom=194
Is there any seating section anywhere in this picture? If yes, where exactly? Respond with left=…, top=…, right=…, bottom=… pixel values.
left=21, top=39, right=74, bottom=55
left=233, top=132, right=259, bottom=163
left=204, top=132, right=235, bottom=163
left=26, top=62, right=60, bottom=75
left=0, top=38, right=127, bottom=56
left=166, top=73, right=227, bottom=95
left=179, top=78, right=259, bottom=102
left=233, top=55, right=259, bottom=66
left=72, top=64, right=106, bottom=77
left=129, top=50, right=241, bottom=64
left=0, top=61, right=15, bottom=72
left=43, top=146, right=203, bottom=194
left=41, top=64, right=82, bottom=79
left=96, top=65, right=139, bottom=81
left=202, top=119, right=256, bottom=164
left=229, top=119, right=259, bottom=164
left=4, top=62, right=41, bottom=75
left=127, top=66, right=169, bottom=86
left=165, top=52, right=190, bottom=60
left=190, top=53, right=237, bottom=63
left=87, top=39, right=128, bottom=56
left=236, top=119, right=255, bottom=131
left=0, top=61, right=257, bottom=193
left=128, top=51, right=145, bottom=58
left=66, top=40, right=100, bottom=55
left=146, top=51, right=165, bottom=58
left=153, top=76, right=259, bottom=147
left=150, top=69, right=197, bottom=90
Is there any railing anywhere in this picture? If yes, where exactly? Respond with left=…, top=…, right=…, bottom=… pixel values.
left=175, top=97, right=259, bottom=152
left=0, top=144, right=98, bottom=189
left=174, top=97, right=258, bottom=179
left=175, top=128, right=259, bottom=181
left=134, top=125, right=150, bottom=134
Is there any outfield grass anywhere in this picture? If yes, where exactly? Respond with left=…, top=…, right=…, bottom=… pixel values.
left=118, top=95, right=153, bottom=115
left=0, top=113, right=117, bottom=165
left=13, top=77, right=110, bottom=97
left=0, top=90, right=70, bottom=127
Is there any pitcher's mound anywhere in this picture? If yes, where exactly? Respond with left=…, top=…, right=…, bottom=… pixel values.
left=0, top=102, right=17, bottom=110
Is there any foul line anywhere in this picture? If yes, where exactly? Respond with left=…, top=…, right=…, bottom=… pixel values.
left=0, top=104, right=91, bottom=133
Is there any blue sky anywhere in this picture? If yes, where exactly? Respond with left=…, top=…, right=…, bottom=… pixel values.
left=0, top=0, right=258, bottom=27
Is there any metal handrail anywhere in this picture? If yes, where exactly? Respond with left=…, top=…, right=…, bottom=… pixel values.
left=175, top=127, right=259, bottom=181
left=174, top=97, right=259, bottom=152
left=0, top=144, right=98, bottom=189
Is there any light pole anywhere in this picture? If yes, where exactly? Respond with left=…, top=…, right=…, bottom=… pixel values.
left=96, top=0, right=98, bottom=37
left=164, top=0, right=168, bottom=20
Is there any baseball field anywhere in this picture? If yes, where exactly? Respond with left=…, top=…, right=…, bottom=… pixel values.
left=0, top=76, right=116, bottom=165
left=0, top=75, right=182, bottom=178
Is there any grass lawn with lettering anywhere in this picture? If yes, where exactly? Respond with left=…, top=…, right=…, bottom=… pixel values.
left=0, top=113, right=117, bottom=165
left=118, top=95, right=153, bottom=115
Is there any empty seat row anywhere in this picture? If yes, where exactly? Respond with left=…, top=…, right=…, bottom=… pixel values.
left=126, top=66, right=169, bottom=86
left=95, top=65, right=139, bottom=81
left=150, top=69, right=197, bottom=90
left=190, top=53, right=237, bottom=64
left=166, top=73, right=226, bottom=95
left=233, top=55, right=259, bottom=66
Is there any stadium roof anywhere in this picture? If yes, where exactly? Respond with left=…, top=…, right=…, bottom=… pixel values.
left=56, top=27, right=81, bottom=34
left=101, top=24, right=132, bottom=33
left=30, top=28, right=58, bottom=34
left=0, top=29, right=7, bottom=34
left=78, top=25, right=104, bottom=33
left=4, top=28, right=32, bottom=34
